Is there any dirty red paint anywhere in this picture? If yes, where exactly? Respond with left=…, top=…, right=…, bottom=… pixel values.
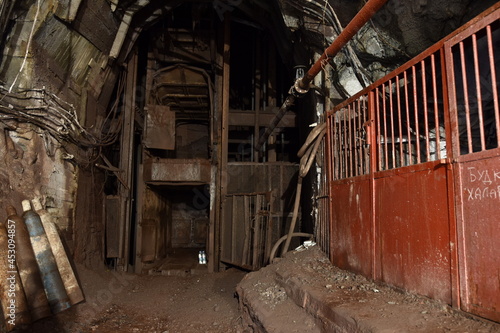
left=326, top=3, right=500, bottom=323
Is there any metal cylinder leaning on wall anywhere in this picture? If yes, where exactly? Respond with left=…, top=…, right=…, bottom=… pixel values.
left=21, top=201, right=71, bottom=314
left=31, top=198, right=84, bottom=305
left=5, top=206, right=51, bottom=322
left=0, top=217, right=31, bottom=331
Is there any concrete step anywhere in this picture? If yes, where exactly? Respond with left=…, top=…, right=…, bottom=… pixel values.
left=237, top=247, right=500, bottom=333
left=237, top=261, right=321, bottom=333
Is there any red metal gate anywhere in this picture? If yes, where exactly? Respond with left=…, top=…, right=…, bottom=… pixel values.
left=445, top=7, right=500, bottom=321
left=326, top=3, right=500, bottom=322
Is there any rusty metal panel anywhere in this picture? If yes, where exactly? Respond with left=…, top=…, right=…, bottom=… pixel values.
left=455, top=158, right=500, bottom=321
left=143, top=158, right=211, bottom=184
left=375, top=164, right=452, bottom=303
left=330, top=178, right=372, bottom=277
left=143, top=104, right=175, bottom=150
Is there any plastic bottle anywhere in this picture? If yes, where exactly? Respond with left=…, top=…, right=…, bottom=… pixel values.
left=22, top=200, right=70, bottom=314
left=32, top=198, right=84, bottom=305
left=5, top=205, right=51, bottom=322
left=0, top=217, right=31, bottom=331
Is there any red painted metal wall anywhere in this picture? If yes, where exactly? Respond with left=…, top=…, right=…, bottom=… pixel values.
left=330, top=176, right=372, bottom=278
left=326, top=3, right=500, bottom=322
left=375, top=163, right=452, bottom=303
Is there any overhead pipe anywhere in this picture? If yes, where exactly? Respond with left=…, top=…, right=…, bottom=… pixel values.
left=255, top=0, right=389, bottom=151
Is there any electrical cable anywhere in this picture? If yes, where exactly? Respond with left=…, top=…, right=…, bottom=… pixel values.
left=273, top=122, right=326, bottom=259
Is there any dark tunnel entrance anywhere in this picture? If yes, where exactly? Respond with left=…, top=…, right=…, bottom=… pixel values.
left=103, top=1, right=303, bottom=273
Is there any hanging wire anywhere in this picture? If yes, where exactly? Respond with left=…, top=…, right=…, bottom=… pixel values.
left=0, top=76, right=125, bottom=166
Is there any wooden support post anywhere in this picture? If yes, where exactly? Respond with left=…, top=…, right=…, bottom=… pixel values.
left=254, top=37, right=262, bottom=162
left=117, top=49, right=138, bottom=271
left=211, top=13, right=231, bottom=272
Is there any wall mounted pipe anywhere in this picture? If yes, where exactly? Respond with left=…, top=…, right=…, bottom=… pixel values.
left=297, top=0, right=389, bottom=91
left=255, top=0, right=388, bottom=150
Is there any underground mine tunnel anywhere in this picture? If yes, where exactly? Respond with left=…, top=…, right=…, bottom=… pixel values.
left=0, top=0, right=500, bottom=332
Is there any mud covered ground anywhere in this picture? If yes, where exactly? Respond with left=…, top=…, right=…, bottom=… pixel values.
left=11, top=264, right=247, bottom=333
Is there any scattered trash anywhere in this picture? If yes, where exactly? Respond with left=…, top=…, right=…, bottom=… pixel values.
left=198, top=250, right=207, bottom=264
left=295, top=240, right=317, bottom=252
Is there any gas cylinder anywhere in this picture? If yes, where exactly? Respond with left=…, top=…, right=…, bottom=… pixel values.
left=32, top=198, right=84, bottom=305
left=21, top=200, right=70, bottom=314
left=0, top=218, right=31, bottom=331
left=5, top=205, right=51, bottom=322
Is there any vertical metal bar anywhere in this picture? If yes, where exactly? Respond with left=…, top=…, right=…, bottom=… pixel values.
left=343, top=109, right=348, bottom=178
left=396, top=75, right=404, bottom=167
left=431, top=53, right=442, bottom=160
left=334, top=118, right=339, bottom=179
left=354, top=101, right=359, bottom=176
left=348, top=104, right=353, bottom=177
left=361, top=98, right=365, bottom=174
left=421, top=59, right=431, bottom=162
left=404, top=71, right=413, bottom=164
left=364, top=97, right=370, bottom=173
left=412, top=65, right=421, bottom=164
left=459, top=41, right=473, bottom=154
left=486, top=25, right=500, bottom=147
left=471, top=33, right=486, bottom=151
left=382, top=85, right=389, bottom=170
left=368, top=90, right=378, bottom=280
left=445, top=45, right=461, bottom=159
left=376, top=87, right=383, bottom=171
left=389, top=79, right=396, bottom=169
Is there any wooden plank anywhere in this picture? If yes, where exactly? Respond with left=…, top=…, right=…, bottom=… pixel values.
left=254, top=37, right=262, bottom=162
left=231, top=196, right=237, bottom=263
left=117, top=50, right=138, bottom=271
left=215, top=13, right=231, bottom=271
left=242, top=195, right=250, bottom=266
left=134, top=151, right=144, bottom=274
left=252, top=195, right=261, bottom=269
left=228, top=111, right=296, bottom=127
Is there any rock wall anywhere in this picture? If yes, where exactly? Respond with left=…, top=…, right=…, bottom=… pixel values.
left=0, top=0, right=119, bottom=268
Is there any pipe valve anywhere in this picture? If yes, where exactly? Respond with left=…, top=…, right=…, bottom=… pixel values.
left=290, top=78, right=310, bottom=98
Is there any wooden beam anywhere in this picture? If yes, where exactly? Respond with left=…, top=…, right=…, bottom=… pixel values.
left=254, top=36, right=262, bottom=162
left=218, top=12, right=231, bottom=270
left=117, top=50, right=138, bottom=271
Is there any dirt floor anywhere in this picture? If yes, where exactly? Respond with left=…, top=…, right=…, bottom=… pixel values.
left=6, top=248, right=500, bottom=333
left=238, top=247, right=500, bottom=333
left=12, top=264, right=247, bottom=333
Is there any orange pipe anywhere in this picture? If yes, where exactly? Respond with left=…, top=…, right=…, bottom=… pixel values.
left=298, top=0, right=389, bottom=90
